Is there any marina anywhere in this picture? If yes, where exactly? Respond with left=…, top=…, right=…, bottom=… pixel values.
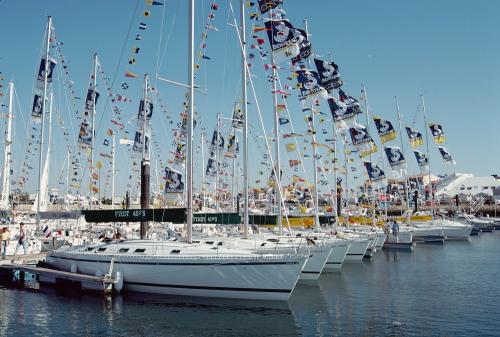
left=0, top=0, right=499, bottom=336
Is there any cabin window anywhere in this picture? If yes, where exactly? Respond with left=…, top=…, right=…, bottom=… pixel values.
left=205, top=241, right=214, bottom=245
left=192, top=240, right=200, bottom=243
left=217, top=242, right=223, bottom=246
left=267, top=238, right=279, bottom=243
left=86, top=247, right=94, bottom=252
left=260, top=242, right=266, bottom=247
left=134, top=248, right=146, bottom=253
left=119, top=248, right=129, bottom=253
left=170, top=249, right=181, bottom=254
left=97, top=247, right=107, bottom=252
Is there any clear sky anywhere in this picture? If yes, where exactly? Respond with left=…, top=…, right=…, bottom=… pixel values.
left=0, top=0, right=499, bottom=199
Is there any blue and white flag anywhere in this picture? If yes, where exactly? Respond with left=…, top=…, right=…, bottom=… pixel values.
left=32, top=94, right=44, bottom=119
left=37, top=57, right=57, bottom=85
left=206, top=158, right=219, bottom=176
left=137, top=99, right=153, bottom=122
left=165, top=167, right=184, bottom=193
left=295, top=69, right=326, bottom=100
left=291, top=29, right=312, bottom=64
left=438, top=146, right=455, bottom=165
left=314, top=58, right=342, bottom=92
left=132, top=131, right=149, bottom=153
left=349, top=125, right=373, bottom=145
left=78, top=121, right=92, bottom=147
left=211, top=130, right=225, bottom=150
left=83, top=88, right=99, bottom=117
left=384, top=146, right=406, bottom=169
left=264, top=19, right=301, bottom=62
left=414, top=150, right=429, bottom=171
left=373, top=116, right=397, bottom=143
left=364, top=162, right=385, bottom=182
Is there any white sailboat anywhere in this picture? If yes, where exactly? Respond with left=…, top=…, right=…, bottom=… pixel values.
left=47, top=2, right=307, bottom=301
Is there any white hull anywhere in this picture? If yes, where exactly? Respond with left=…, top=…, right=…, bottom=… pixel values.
left=297, top=246, right=332, bottom=280
left=344, top=239, right=370, bottom=262
left=375, top=233, right=386, bottom=249
left=46, top=240, right=306, bottom=301
left=323, top=241, right=349, bottom=271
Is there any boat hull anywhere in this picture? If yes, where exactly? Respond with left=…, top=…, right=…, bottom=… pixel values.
left=344, top=239, right=370, bottom=262
left=323, top=241, right=349, bottom=272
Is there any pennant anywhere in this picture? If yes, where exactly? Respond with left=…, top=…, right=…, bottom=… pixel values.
left=210, top=3, right=219, bottom=10
left=289, top=159, right=300, bottom=168
left=146, top=0, right=164, bottom=5
left=292, top=175, right=305, bottom=183
left=139, top=23, right=148, bottom=30
left=125, top=71, right=138, bottom=78
left=414, top=150, right=429, bottom=171
left=278, top=117, right=289, bottom=125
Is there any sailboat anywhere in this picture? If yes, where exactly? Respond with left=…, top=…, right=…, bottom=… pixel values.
left=46, top=2, right=307, bottom=301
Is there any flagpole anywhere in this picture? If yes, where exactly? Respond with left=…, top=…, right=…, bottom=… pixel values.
left=0, top=82, right=14, bottom=210
left=394, top=96, right=410, bottom=223
left=421, top=94, right=434, bottom=219
left=186, top=0, right=194, bottom=243
left=241, top=0, right=249, bottom=238
left=37, top=16, right=52, bottom=228
left=111, top=132, right=115, bottom=207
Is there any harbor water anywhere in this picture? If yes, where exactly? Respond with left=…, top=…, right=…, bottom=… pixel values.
left=1, top=232, right=499, bottom=337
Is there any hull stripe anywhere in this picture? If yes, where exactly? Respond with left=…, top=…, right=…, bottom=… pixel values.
left=125, top=281, right=292, bottom=293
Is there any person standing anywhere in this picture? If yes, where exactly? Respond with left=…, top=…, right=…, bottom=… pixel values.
left=1, top=227, right=9, bottom=259
left=14, top=222, right=28, bottom=255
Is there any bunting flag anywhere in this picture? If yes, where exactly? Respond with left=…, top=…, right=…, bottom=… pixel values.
left=384, top=146, right=406, bottom=169
left=264, top=19, right=301, bottom=63
left=294, top=69, right=327, bottom=101
left=405, top=126, right=424, bottom=148
left=289, top=159, right=300, bottom=168
left=78, top=121, right=92, bottom=147
left=414, top=150, right=429, bottom=171
left=313, top=58, right=342, bottom=92
left=285, top=143, right=297, bottom=152
left=373, top=116, right=397, bottom=144
left=174, top=142, right=186, bottom=163
left=282, top=132, right=303, bottom=138
left=165, top=167, right=184, bottom=193
left=438, top=146, right=455, bottom=165
left=258, top=0, right=283, bottom=14
left=292, top=175, right=305, bottom=183
left=125, top=71, right=138, bottom=78
left=429, top=123, right=445, bottom=144
left=363, top=162, right=385, bottom=182
left=279, top=117, right=289, bottom=125
left=146, top=0, right=164, bottom=5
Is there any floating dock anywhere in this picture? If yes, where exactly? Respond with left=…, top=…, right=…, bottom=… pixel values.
left=0, top=260, right=116, bottom=295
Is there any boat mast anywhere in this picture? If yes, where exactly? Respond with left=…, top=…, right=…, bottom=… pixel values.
left=269, top=13, right=282, bottom=236
left=303, top=19, right=321, bottom=232
left=362, top=84, right=376, bottom=227
left=140, top=74, right=150, bottom=239
left=111, top=132, right=115, bottom=207
left=421, top=95, right=434, bottom=218
left=0, top=82, right=13, bottom=210
left=89, top=53, right=98, bottom=210
left=394, top=96, right=411, bottom=223
left=186, top=0, right=194, bottom=243
left=241, top=0, right=249, bottom=238
left=37, top=16, right=52, bottom=227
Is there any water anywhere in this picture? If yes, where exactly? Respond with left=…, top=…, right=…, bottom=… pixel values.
left=1, top=233, right=499, bottom=337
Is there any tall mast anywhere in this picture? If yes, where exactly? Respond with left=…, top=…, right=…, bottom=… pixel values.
left=186, top=0, right=194, bottom=243
left=362, top=84, right=376, bottom=227
left=241, top=0, right=249, bottom=238
left=0, top=82, right=14, bottom=210
left=270, top=15, right=282, bottom=236
left=37, top=16, right=52, bottom=227
left=303, top=19, right=320, bottom=232
left=201, top=131, right=206, bottom=211
left=394, top=96, right=410, bottom=223
left=89, top=53, right=98, bottom=210
left=140, top=74, right=150, bottom=239
left=421, top=95, right=434, bottom=218
left=66, top=150, right=70, bottom=204
left=111, top=132, right=115, bottom=207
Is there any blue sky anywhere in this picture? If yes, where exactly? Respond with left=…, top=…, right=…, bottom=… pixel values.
left=0, top=0, right=498, bottom=199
